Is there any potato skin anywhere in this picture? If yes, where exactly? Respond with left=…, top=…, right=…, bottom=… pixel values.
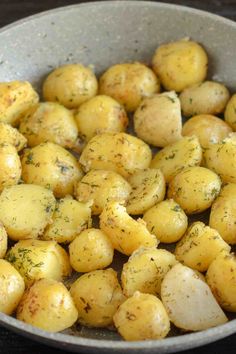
left=0, top=259, right=25, bottom=315
left=224, top=94, right=236, bottom=130
left=0, top=143, right=21, bottom=192
left=99, top=62, right=160, bottom=112
left=168, top=166, right=221, bottom=214
left=42, top=64, right=98, bottom=109
left=0, top=122, right=26, bottom=151
left=17, top=278, right=78, bottom=332
left=134, top=92, right=182, bottom=147
left=79, top=132, right=152, bottom=178
left=0, top=223, right=7, bottom=259
left=152, top=39, right=208, bottom=92
left=113, top=291, right=170, bottom=341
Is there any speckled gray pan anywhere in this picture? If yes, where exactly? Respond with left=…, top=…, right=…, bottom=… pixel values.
left=0, top=1, right=236, bottom=353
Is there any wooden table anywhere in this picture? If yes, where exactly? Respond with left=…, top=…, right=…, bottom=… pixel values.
left=0, top=1, right=236, bottom=353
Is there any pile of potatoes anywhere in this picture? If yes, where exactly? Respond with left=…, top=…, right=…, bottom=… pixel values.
left=0, top=37, right=236, bottom=341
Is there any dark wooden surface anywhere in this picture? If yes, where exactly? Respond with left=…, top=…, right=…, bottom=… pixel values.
left=0, top=0, right=236, bottom=353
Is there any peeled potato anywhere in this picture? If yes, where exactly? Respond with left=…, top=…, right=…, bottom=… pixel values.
left=0, top=223, right=7, bottom=259
left=0, top=122, right=26, bottom=151
left=0, top=143, right=21, bottom=192
left=224, top=93, right=236, bottom=131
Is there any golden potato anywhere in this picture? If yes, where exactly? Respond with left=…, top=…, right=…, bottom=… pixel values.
left=43, top=197, right=92, bottom=243
left=175, top=222, right=230, bottom=272
left=0, top=81, right=39, bottom=125
left=134, top=92, right=182, bottom=147
left=113, top=291, right=170, bottom=341
left=182, top=114, right=232, bottom=149
left=0, top=259, right=25, bottom=315
left=180, top=81, right=230, bottom=117
left=0, top=223, right=7, bottom=259
left=224, top=94, right=236, bottom=130
left=143, top=199, right=188, bottom=243
left=0, top=122, right=26, bottom=151
left=79, top=132, right=152, bottom=178
left=206, top=253, right=236, bottom=312
left=0, top=184, right=56, bottom=241
left=75, top=169, right=131, bottom=215
left=168, top=166, right=221, bottom=214
left=0, top=143, right=21, bottom=192
left=42, top=64, right=98, bottom=109
left=70, top=268, right=124, bottom=327
left=100, top=202, right=158, bottom=256
left=69, top=228, right=114, bottom=272
left=74, top=95, right=128, bottom=142
left=19, top=102, right=78, bottom=149
left=17, top=278, right=78, bottom=332
left=126, top=169, right=165, bottom=215
left=152, top=39, right=208, bottom=92
left=21, top=142, right=83, bottom=198
left=150, top=136, right=202, bottom=182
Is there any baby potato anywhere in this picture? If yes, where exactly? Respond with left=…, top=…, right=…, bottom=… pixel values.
left=99, top=62, right=160, bottom=112
left=70, top=268, right=125, bottom=327
left=69, top=228, right=114, bottom=272
left=206, top=253, right=236, bottom=312
left=6, top=239, right=71, bottom=286
left=0, top=259, right=25, bottom=315
left=134, top=92, right=182, bottom=147
left=74, top=95, right=128, bottom=142
left=126, top=169, right=165, bottom=215
left=17, top=278, right=78, bottom=332
left=42, top=64, right=98, bottom=109
left=0, top=143, right=21, bottom=192
left=143, top=199, right=188, bottom=243
left=0, top=81, right=39, bottom=125
left=150, top=136, right=202, bottom=182
left=100, top=202, right=158, bottom=256
left=79, top=132, right=152, bottom=178
left=75, top=169, right=131, bottom=215
left=21, top=142, right=83, bottom=198
left=224, top=94, right=236, bottom=130
left=0, top=223, right=7, bottom=259
left=152, top=39, right=208, bottom=92
left=182, top=114, right=232, bottom=149
left=43, top=197, right=92, bottom=243
left=175, top=221, right=230, bottom=272
left=19, top=102, right=78, bottom=149
left=0, top=184, right=56, bottom=240
left=121, top=247, right=177, bottom=297
left=180, top=81, right=230, bottom=117
left=113, top=291, right=170, bottom=341
left=168, top=166, right=221, bottom=214
left=0, top=122, right=26, bottom=151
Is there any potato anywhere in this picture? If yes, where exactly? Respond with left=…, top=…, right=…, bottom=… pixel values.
left=113, top=291, right=170, bottom=341
left=152, top=39, right=208, bottom=92
left=17, top=278, right=78, bottom=332
left=43, top=197, right=92, bottom=243
left=121, top=247, right=177, bottom=297
left=79, top=132, right=152, bottom=178
left=0, top=184, right=56, bottom=241
left=175, top=222, right=230, bottom=272
left=75, top=169, right=131, bottom=215
left=150, top=136, right=202, bottom=182
left=74, top=95, right=128, bottom=142
left=0, top=223, right=7, bottom=259
left=0, top=81, right=39, bottom=125
left=182, top=114, right=232, bottom=149
left=180, top=81, right=230, bottom=117
left=126, top=169, right=165, bottom=215
left=161, top=263, right=228, bottom=331
left=21, top=142, right=83, bottom=198
left=70, top=268, right=124, bottom=327
left=224, top=94, right=236, bottom=130
left=99, top=62, right=160, bottom=112
left=69, top=228, right=114, bottom=272
left=209, top=183, right=236, bottom=244
left=0, top=122, right=26, bottom=151
left=143, top=199, right=188, bottom=243
left=134, top=92, right=182, bottom=147
left=206, top=253, right=236, bottom=312
left=168, top=166, right=221, bottom=214
left=19, top=102, right=79, bottom=149
left=42, top=64, right=98, bottom=109
left=6, top=239, right=71, bottom=286
left=0, top=143, right=21, bottom=192
left=100, top=202, right=158, bottom=256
